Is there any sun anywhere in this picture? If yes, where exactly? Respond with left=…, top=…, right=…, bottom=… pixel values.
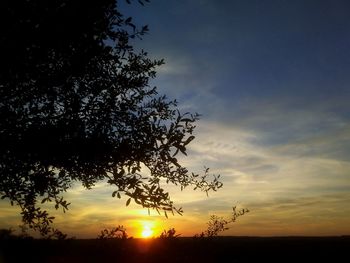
left=140, top=223, right=154, bottom=238
left=141, top=225, right=153, bottom=238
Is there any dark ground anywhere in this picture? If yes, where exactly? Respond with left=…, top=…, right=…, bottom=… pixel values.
left=1, top=236, right=349, bottom=263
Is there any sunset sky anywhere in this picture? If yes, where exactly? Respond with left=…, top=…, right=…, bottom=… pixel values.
left=1, top=0, right=350, bottom=238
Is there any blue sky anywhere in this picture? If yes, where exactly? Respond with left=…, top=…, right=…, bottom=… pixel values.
left=1, top=0, right=349, bottom=237
left=119, top=0, right=350, bottom=236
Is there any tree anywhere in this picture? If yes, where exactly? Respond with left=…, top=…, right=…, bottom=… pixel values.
left=0, top=0, right=222, bottom=236
left=195, top=206, right=249, bottom=238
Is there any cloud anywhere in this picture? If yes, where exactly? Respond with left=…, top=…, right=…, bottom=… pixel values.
left=1, top=96, right=348, bottom=237
left=233, top=193, right=350, bottom=236
left=162, top=101, right=350, bottom=235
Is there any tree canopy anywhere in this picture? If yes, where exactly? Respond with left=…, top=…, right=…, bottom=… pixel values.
left=0, top=0, right=222, bottom=236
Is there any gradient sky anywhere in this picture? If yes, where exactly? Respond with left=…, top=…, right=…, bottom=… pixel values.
left=1, top=0, right=350, bottom=238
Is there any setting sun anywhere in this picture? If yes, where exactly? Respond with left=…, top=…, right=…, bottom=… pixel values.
left=140, top=222, right=155, bottom=238
left=141, top=225, right=153, bottom=238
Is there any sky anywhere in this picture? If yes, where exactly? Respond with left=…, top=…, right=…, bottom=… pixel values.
left=1, top=0, right=350, bottom=238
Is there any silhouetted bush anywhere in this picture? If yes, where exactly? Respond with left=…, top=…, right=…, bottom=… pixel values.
left=97, top=225, right=129, bottom=240
left=158, top=228, right=181, bottom=239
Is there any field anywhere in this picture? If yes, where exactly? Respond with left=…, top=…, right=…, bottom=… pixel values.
left=1, top=236, right=349, bottom=262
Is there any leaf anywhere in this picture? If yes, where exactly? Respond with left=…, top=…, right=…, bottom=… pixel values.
left=183, top=135, right=195, bottom=146
left=178, top=145, right=187, bottom=156
left=125, top=17, right=132, bottom=24
left=126, top=198, right=131, bottom=206
left=131, top=166, right=139, bottom=174
left=172, top=148, right=179, bottom=157
left=176, top=207, right=183, bottom=216
left=180, top=118, right=192, bottom=122
left=150, top=185, right=156, bottom=193
left=170, top=157, right=181, bottom=167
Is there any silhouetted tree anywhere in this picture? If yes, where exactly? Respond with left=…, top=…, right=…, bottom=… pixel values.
left=0, top=228, right=16, bottom=240
left=98, top=225, right=128, bottom=239
left=195, top=206, right=249, bottom=238
left=0, top=0, right=222, bottom=236
left=0, top=226, right=34, bottom=240
left=159, top=228, right=180, bottom=239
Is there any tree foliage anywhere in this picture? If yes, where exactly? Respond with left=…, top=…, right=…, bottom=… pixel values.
left=0, top=0, right=222, bottom=236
